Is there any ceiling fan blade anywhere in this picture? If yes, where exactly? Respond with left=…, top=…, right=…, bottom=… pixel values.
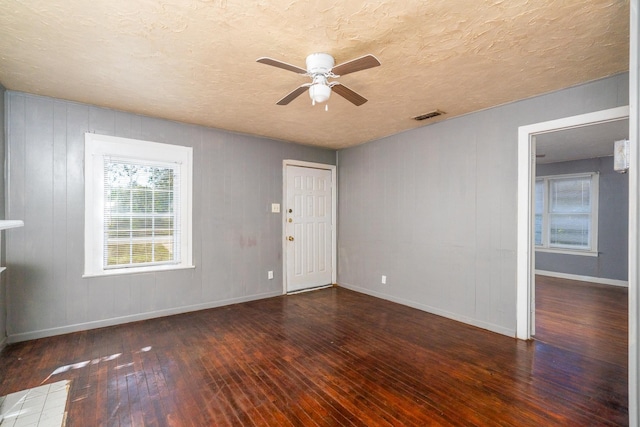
left=276, top=84, right=311, bottom=105
left=331, top=83, right=368, bottom=106
left=256, top=57, right=307, bottom=74
left=332, top=54, right=380, bottom=76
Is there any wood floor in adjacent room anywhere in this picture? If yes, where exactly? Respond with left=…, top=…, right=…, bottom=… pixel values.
left=0, top=283, right=628, bottom=426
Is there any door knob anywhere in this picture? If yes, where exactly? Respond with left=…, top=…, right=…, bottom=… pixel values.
left=288, top=236, right=294, bottom=241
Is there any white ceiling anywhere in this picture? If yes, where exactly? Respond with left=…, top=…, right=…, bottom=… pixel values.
left=0, top=0, right=630, bottom=149
left=536, top=119, right=630, bottom=164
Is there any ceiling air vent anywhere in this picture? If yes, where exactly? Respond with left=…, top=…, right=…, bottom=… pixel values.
left=413, top=110, right=445, bottom=121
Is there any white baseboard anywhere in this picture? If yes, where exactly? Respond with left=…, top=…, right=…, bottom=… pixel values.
left=535, top=270, right=628, bottom=287
left=7, top=290, right=283, bottom=343
left=337, top=282, right=515, bottom=338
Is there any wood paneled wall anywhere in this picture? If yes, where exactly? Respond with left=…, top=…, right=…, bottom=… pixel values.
left=337, top=73, right=629, bottom=336
left=4, top=92, right=335, bottom=341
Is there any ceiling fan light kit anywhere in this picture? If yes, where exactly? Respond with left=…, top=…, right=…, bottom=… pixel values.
left=256, top=52, right=380, bottom=108
left=309, top=82, right=331, bottom=104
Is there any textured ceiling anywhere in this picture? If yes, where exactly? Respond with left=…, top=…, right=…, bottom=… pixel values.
left=0, top=0, right=630, bottom=149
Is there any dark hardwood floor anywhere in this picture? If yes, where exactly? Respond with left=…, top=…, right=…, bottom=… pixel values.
left=0, top=284, right=628, bottom=426
left=534, top=275, right=628, bottom=369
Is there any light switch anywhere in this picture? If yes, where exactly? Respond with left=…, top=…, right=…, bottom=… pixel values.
left=271, top=203, right=280, bottom=213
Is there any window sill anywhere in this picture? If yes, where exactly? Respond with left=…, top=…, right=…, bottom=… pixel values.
left=535, top=247, right=598, bottom=257
left=0, top=220, right=24, bottom=230
left=83, top=264, right=196, bottom=278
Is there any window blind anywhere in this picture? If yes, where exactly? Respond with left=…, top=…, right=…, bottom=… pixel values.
left=103, top=157, right=181, bottom=269
left=534, top=180, right=544, bottom=246
left=549, top=176, right=591, bottom=248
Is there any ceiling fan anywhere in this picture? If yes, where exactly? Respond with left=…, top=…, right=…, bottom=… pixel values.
left=256, top=53, right=380, bottom=108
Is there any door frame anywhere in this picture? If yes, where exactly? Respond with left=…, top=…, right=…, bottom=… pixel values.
left=516, top=105, right=630, bottom=340
left=628, top=2, right=639, bottom=423
left=282, top=160, right=337, bottom=294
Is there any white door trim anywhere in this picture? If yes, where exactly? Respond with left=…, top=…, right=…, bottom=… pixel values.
left=628, top=1, right=639, bottom=424
left=282, top=160, right=337, bottom=294
left=516, top=105, right=630, bottom=340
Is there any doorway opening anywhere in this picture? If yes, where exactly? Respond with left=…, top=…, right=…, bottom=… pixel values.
left=516, top=106, right=630, bottom=339
left=532, top=119, right=629, bottom=351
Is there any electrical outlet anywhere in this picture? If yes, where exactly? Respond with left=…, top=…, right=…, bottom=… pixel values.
left=381, top=275, right=387, bottom=284
left=268, top=271, right=274, bottom=280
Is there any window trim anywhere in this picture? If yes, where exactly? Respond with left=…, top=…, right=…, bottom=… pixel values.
left=84, top=133, right=194, bottom=277
left=534, top=171, right=599, bottom=257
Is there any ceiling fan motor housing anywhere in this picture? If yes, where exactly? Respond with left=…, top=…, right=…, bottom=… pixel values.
left=306, top=53, right=335, bottom=75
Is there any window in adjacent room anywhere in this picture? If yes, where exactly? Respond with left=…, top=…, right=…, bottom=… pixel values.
left=535, top=172, right=599, bottom=255
left=84, top=133, right=193, bottom=276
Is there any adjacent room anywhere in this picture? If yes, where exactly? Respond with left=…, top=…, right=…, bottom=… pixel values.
left=0, top=1, right=637, bottom=426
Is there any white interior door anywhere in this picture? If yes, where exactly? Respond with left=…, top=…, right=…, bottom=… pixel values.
left=285, top=165, right=333, bottom=292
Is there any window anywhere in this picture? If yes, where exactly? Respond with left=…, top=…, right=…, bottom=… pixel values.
left=535, top=172, right=599, bottom=255
left=84, top=134, right=193, bottom=276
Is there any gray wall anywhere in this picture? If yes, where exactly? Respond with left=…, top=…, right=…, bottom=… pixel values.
left=5, top=91, right=335, bottom=341
left=337, top=73, right=629, bottom=336
left=535, top=156, right=629, bottom=281
left=0, top=84, right=6, bottom=346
